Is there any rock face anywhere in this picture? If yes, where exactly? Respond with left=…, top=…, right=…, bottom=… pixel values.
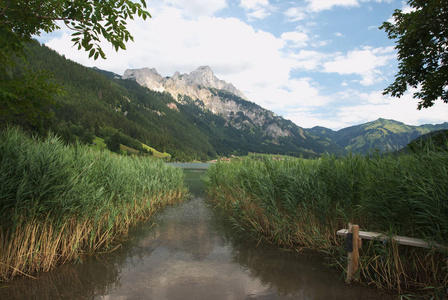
left=123, top=66, right=299, bottom=141
left=123, top=66, right=246, bottom=103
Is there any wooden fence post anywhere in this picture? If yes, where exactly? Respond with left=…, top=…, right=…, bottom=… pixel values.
left=346, top=223, right=360, bottom=283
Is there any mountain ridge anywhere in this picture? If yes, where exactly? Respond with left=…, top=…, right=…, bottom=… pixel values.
left=307, top=118, right=448, bottom=154
left=10, top=42, right=447, bottom=160
left=122, top=66, right=344, bottom=156
left=124, top=65, right=448, bottom=156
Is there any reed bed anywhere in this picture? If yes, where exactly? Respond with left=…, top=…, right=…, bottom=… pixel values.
left=203, top=146, right=448, bottom=297
left=0, top=127, right=187, bottom=281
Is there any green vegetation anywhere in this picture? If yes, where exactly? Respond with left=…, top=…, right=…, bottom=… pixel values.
left=0, top=127, right=187, bottom=281
left=308, top=118, right=448, bottom=155
left=204, top=141, right=448, bottom=297
left=2, top=41, right=217, bottom=161
left=1, top=0, right=150, bottom=126
left=380, top=0, right=448, bottom=109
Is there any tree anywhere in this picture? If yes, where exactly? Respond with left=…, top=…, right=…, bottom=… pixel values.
left=0, top=0, right=150, bottom=126
left=0, top=0, right=150, bottom=60
left=105, top=132, right=121, bottom=153
left=380, top=0, right=448, bottom=109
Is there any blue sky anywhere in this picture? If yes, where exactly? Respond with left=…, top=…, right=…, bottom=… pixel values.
left=39, top=0, right=448, bottom=130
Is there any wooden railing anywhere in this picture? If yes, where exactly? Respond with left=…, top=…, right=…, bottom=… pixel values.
left=337, top=223, right=444, bottom=283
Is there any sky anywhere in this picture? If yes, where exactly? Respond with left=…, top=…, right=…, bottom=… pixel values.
left=38, top=0, right=448, bottom=130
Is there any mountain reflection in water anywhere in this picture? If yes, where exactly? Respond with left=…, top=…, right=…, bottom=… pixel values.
left=0, top=169, right=395, bottom=300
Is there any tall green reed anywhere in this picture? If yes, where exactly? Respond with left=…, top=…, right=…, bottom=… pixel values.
left=204, top=146, right=448, bottom=296
left=0, top=127, right=187, bottom=281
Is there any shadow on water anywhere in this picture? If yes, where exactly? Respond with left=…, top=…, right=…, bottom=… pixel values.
left=0, top=165, right=396, bottom=299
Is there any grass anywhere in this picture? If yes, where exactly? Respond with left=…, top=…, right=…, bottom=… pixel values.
left=90, top=136, right=170, bottom=158
left=141, top=143, right=171, bottom=158
left=121, top=144, right=140, bottom=155
left=0, top=127, right=187, bottom=281
left=91, top=136, right=107, bottom=151
left=203, top=145, right=448, bottom=298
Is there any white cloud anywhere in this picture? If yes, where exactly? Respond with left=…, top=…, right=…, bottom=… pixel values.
left=286, top=90, right=448, bottom=130
left=284, top=7, right=306, bottom=22
left=281, top=31, right=310, bottom=48
left=161, top=0, right=227, bottom=18
left=240, top=0, right=269, bottom=10
left=240, top=0, right=272, bottom=20
left=322, top=46, right=396, bottom=85
left=45, top=6, right=303, bottom=112
left=287, top=50, right=330, bottom=71
left=306, top=0, right=393, bottom=12
left=337, top=94, right=448, bottom=127
left=47, top=9, right=283, bottom=77
left=251, top=77, right=331, bottom=112
left=305, top=0, right=359, bottom=12
left=386, top=2, right=414, bottom=23
left=284, top=109, right=347, bottom=129
left=41, top=0, right=447, bottom=132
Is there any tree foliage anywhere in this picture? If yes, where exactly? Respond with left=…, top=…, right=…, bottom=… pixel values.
left=105, top=132, right=121, bottom=153
left=380, top=0, right=448, bottom=109
left=0, top=0, right=150, bottom=60
left=0, top=0, right=150, bottom=127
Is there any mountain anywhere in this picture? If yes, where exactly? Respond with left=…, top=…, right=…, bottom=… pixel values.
left=8, top=41, right=344, bottom=160
left=8, top=42, right=446, bottom=160
left=123, top=66, right=292, bottom=139
left=308, top=119, right=448, bottom=154
left=123, top=66, right=344, bottom=157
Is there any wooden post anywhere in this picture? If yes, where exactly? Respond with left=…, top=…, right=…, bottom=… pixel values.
left=346, top=223, right=360, bottom=283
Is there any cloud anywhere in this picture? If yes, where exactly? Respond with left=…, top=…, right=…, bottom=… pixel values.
left=285, top=90, right=448, bottom=130
left=306, top=0, right=393, bottom=12
left=281, top=31, right=310, bottom=48
left=285, top=0, right=393, bottom=19
left=161, top=0, right=227, bottom=18
left=287, top=50, right=329, bottom=70
left=41, top=0, right=447, bottom=132
left=386, top=2, right=414, bottom=23
left=322, top=46, right=396, bottom=85
left=305, top=0, right=359, bottom=12
left=240, top=0, right=272, bottom=20
left=284, top=7, right=307, bottom=22
left=45, top=6, right=296, bottom=108
left=337, top=93, right=448, bottom=127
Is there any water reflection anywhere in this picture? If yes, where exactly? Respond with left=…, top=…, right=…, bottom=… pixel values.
left=0, top=169, right=395, bottom=299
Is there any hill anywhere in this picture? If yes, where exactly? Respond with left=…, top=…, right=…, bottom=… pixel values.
left=308, top=119, right=448, bottom=154
left=4, top=41, right=446, bottom=159
left=4, top=41, right=343, bottom=160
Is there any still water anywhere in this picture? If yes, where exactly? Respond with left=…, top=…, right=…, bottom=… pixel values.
left=0, top=167, right=395, bottom=299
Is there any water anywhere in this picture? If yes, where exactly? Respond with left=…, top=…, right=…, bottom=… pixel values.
left=0, top=166, right=396, bottom=299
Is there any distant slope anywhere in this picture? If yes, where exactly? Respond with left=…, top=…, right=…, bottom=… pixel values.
left=14, top=42, right=341, bottom=160
left=402, top=129, right=448, bottom=153
left=19, top=41, right=217, bottom=161
left=13, top=42, right=446, bottom=159
left=308, top=119, right=448, bottom=154
left=123, top=66, right=344, bottom=157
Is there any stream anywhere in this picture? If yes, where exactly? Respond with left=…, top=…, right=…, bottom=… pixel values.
left=0, top=166, right=396, bottom=299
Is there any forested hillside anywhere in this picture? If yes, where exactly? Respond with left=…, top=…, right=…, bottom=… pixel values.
left=3, top=42, right=446, bottom=160
left=2, top=41, right=343, bottom=160
left=308, top=119, right=448, bottom=154
left=3, top=41, right=219, bottom=161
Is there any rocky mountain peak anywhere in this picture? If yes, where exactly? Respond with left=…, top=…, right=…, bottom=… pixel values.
left=186, top=66, right=215, bottom=86
left=122, top=65, right=316, bottom=146
left=123, top=67, right=165, bottom=92
left=123, top=65, right=247, bottom=100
